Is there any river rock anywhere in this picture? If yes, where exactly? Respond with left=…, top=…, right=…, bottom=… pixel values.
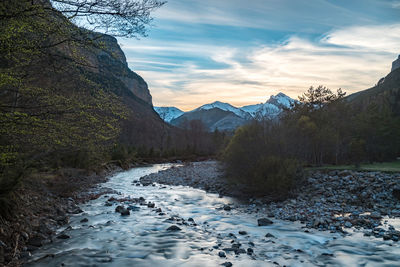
left=218, top=251, right=226, bottom=258
left=120, top=209, right=130, bottom=216
left=238, top=231, right=247, bottom=235
left=80, top=218, right=89, bottom=223
left=57, top=234, right=70, bottom=239
left=222, top=262, right=233, bottom=267
left=265, top=233, right=275, bottom=238
left=167, top=225, right=181, bottom=231
left=27, top=235, right=47, bottom=247
left=223, top=205, right=231, bottom=211
left=115, top=206, right=124, bottom=213
left=258, top=218, right=273, bottom=226
left=235, top=248, right=246, bottom=255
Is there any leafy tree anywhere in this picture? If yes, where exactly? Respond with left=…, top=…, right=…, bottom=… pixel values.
left=0, top=0, right=164, bottom=214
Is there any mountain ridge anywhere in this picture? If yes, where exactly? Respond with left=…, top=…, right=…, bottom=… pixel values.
left=155, top=93, right=295, bottom=131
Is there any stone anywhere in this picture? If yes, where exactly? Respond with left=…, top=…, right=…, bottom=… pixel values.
left=115, top=206, right=124, bottom=213
left=80, top=218, right=89, bottom=223
left=344, top=222, right=352, bottom=228
left=120, top=209, right=130, bottom=216
left=221, top=262, right=233, bottom=267
left=188, top=218, right=194, bottom=222
left=167, top=225, right=181, bottom=231
left=265, top=233, right=276, bottom=238
left=27, top=235, right=47, bottom=247
left=258, top=218, right=273, bottom=226
left=247, top=248, right=254, bottom=254
left=238, top=231, right=247, bottom=235
left=234, top=248, right=246, bottom=255
left=57, top=234, right=70, bottom=239
left=370, top=212, right=382, bottom=219
left=115, top=205, right=130, bottom=216
left=218, top=251, right=226, bottom=258
left=147, top=202, right=155, bottom=208
left=223, top=205, right=231, bottom=211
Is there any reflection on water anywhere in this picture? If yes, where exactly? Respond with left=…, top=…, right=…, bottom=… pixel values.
left=26, top=164, right=400, bottom=266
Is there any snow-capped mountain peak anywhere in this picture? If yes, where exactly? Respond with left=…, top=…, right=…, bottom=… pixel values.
left=154, top=106, right=184, bottom=122
left=241, top=92, right=295, bottom=118
left=267, top=92, right=295, bottom=108
left=155, top=92, right=296, bottom=129
left=195, top=101, right=250, bottom=119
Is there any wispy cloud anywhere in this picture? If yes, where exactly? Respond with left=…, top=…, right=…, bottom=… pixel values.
left=121, top=22, right=399, bottom=111
left=392, top=1, right=400, bottom=9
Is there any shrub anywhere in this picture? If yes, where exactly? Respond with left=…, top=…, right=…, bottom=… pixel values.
left=251, top=156, right=304, bottom=194
left=223, top=123, right=304, bottom=197
left=0, top=164, right=24, bottom=218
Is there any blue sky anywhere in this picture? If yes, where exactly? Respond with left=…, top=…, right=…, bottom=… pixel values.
left=118, top=0, right=400, bottom=110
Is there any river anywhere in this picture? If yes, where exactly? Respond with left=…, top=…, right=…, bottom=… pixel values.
left=26, top=164, right=400, bottom=266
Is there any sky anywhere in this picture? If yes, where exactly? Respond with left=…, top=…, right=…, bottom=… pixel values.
left=118, top=0, right=400, bottom=111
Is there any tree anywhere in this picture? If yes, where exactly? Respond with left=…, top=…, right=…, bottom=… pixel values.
left=0, top=0, right=165, bottom=206
left=52, top=0, right=166, bottom=38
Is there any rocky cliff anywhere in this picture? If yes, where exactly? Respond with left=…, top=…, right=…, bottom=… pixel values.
left=392, top=55, right=400, bottom=73
left=69, top=33, right=153, bottom=106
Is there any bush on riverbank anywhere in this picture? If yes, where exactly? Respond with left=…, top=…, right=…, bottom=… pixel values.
left=223, top=122, right=304, bottom=196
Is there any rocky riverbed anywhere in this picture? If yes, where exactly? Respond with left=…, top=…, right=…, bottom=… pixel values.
left=23, top=163, right=400, bottom=266
left=0, top=165, right=124, bottom=266
left=140, top=161, right=400, bottom=242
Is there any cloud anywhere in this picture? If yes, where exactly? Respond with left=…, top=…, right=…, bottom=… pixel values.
left=392, top=1, right=400, bottom=9
left=121, top=23, right=400, bottom=111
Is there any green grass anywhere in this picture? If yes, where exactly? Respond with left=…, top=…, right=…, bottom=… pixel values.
left=309, top=159, right=400, bottom=173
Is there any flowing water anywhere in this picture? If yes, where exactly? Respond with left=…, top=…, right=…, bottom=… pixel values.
left=26, top=164, right=400, bottom=266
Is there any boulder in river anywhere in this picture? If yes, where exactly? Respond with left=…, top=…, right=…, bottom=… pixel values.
left=265, top=233, right=276, bottom=238
left=258, top=218, right=273, bottom=226
left=223, top=205, right=231, bottom=211
left=56, top=234, right=70, bottom=239
left=218, top=251, right=226, bottom=258
left=221, top=262, right=233, bottom=267
left=167, top=225, right=182, bottom=231
left=115, top=205, right=130, bottom=216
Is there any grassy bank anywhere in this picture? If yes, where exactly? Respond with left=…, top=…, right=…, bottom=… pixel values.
left=309, top=159, right=400, bottom=173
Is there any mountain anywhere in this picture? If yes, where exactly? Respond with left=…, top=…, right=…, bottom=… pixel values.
left=195, top=101, right=252, bottom=119
left=241, top=93, right=295, bottom=118
left=153, top=107, right=184, bottom=122
left=170, top=108, right=247, bottom=131
left=347, top=63, right=400, bottom=116
left=155, top=93, right=296, bottom=131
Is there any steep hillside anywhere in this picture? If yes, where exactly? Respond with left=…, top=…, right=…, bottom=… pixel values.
left=347, top=67, right=400, bottom=115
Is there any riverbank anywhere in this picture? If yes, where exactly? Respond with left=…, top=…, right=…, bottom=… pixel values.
left=140, top=161, right=400, bottom=242
left=0, top=164, right=124, bottom=266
